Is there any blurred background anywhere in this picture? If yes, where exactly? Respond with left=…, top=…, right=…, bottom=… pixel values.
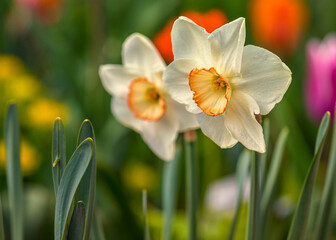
left=0, top=0, right=336, bottom=239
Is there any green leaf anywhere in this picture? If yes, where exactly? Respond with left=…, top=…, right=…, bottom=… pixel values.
left=228, top=149, right=250, bottom=240
left=54, top=138, right=94, bottom=240
left=162, top=140, right=182, bottom=240
left=75, top=120, right=96, bottom=240
left=259, top=118, right=270, bottom=196
left=246, top=151, right=259, bottom=240
left=143, top=190, right=150, bottom=240
left=260, top=127, right=289, bottom=225
left=314, top=108, right=336, bottom=240
left=4, top=103, right=23, bottom=240
left=287, top=112, right=330, bottom=240
left=184, top=131, right=198, bottom=240
left=0, top=198, right=5, bottom=240
left=67, top=201, right=85, bottom=240
left=52, top=117, right=66, bottom=196
left=90, top=212, right=106, bottom=240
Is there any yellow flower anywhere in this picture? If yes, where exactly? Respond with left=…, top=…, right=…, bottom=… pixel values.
left=27, top=98, right=68, bottom=128
left=5, top=74, right=42, bottom=101
left=123, top=163, right=158, bottom=191
left=0, top=140, right=41, bottom=176
left=0, top=55, right=25, bottom=81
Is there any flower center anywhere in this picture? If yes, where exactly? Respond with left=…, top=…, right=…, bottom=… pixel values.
left=127, top=77, right=166, bottom=121
left=188, top=67, right=231, bottom=116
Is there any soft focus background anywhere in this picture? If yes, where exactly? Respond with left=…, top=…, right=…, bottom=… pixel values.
left=0, top=0, right=336, bottom=239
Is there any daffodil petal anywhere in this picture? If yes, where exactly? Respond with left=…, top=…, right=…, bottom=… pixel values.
left=171, top=17, right=213, bottom=67
left=141, top=109, right=179, bottom=161
left=99, top=64, right=140, bottom=98
left=208, top=17, right=245, bottom=75
left=164, top=59, right=203, bottom=114
left=225, top=91, right=265, bottom=153
left=111, top=97, right=144, bottom=132
left=123, top=33, right=166, bottom=77
left=196, top=113, right=238, bottom=148
left=166, top=98, right=199, bottom=131
left=231, top=45, right=292, bottom=115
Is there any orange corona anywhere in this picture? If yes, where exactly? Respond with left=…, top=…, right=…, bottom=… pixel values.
left=127, top=78, right=166, bottom=121
left=189, top=68, right=231, bottom=116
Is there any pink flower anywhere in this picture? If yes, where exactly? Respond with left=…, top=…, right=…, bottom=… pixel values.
left=305, top=35, right=336, bottom=121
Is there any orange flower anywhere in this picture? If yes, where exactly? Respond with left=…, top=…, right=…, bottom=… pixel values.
left=250, top=0, right=308, bottom=58
left=16, top=0, right=63, bottom=24
left=153, top=9, right=228, bottom=63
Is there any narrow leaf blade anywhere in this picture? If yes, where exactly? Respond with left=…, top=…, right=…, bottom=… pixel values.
left=260, top=127, right=289, bottom=221
left=0, top=198, right=5, bottom=240
left=246, top=151, right=259, bottom=240
left=75, top=120, right=96, bottom=240
left=228, top=149, right=250, bottom=240
left=52, top=117, right=66, bottom=195
left=54, top=138, right=93, bottom=240
left=287, top=112, right=330, bottom=240
left=184, top=131, right=198, bottom=240
left=314, top=108, right=336, bottom=240
left=90, top=211, right=106, bottom=240
left=162, top=141, right=181, bottom=240
left=259, top=118, right=270, bottom=197
left=67, top=201, right=86, bottom=240
left=4, top=103, right=23, bottom=240
left=143, top=190, right=150, bottom=240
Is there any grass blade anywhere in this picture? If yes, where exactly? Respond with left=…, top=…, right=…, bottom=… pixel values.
left=4, top=103, right=23, bottom=240
left=67, top=201, right=85, bottom=240
left=260, top=128, right=289, bottom=227
left=143, top=190, right=150, bottom=240
left=75, top=120, right=96, bottom=240
left=54, top=138, right=93, bottom=240
left=246, top=151, right=259, bottom=240
left=259, top=118, right=270, bottom=196
left=184, top=130, right=198, bottom=240
left=287, top=112, right=330, bottom=240
left=52, top=117, right=66, bottom=196
left=162, top=139, right=182, bottom=240
left=228, top=149, right=250, bottom=240
left=314, top=108, right=336, bottom=240
left=0, top=198, right=5, bottom=240
left=90, top=211, right=106, bottom=240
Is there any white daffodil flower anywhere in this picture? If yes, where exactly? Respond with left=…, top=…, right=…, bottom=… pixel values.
left=163, top=17, right=291, bottom=152
left=99, top=33, right=199, bottom=160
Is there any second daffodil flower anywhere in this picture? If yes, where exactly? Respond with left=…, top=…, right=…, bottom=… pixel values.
left=99, top=33, right=198, bottom=161
left=163, top=17, right=292, bottom=152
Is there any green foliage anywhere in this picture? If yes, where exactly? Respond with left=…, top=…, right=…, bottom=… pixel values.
left=52, top=118, right=66, bottom=195
left=75, top=120, right=96, bottom=240
left=67, top=201, right=86, bottom=240
left=143, top=190, right=151, bottom=240
left=228, top=149, right=250, bottom=240
left=287, top=112, right=330, bottom=240
left=185, top=131, right=198, bottom=240
left=162, top=139, right=182, bottom=240
left=4, top=103, right=23, bottom=240
left=314, top=109, right=336, bottom=239
left=54, top=138, right=93, bottom=240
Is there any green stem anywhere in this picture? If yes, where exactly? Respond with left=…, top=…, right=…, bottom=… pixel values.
left=246, top=151, right=259, bottom=240
left=184, top=131, right=197, bottom=240
left=162, top=139, right=182, bottom=240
